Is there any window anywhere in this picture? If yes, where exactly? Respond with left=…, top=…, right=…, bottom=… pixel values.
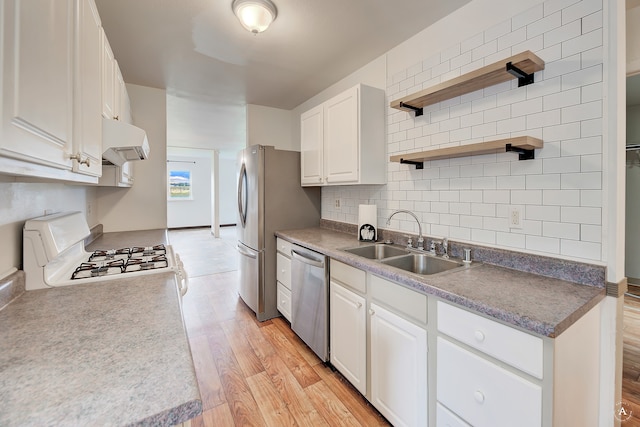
left=168, top=170, right=192, bottom=200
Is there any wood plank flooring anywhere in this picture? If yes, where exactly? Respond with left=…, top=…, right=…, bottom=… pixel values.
left=170, top=228, right=389, bottom=427
left=624, top=294, right=640, bottom=426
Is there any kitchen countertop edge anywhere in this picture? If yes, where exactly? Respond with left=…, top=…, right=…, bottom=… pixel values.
left=276, top=227, right=606, bottom=338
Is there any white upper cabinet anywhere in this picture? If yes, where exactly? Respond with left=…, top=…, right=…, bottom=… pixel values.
left=300, top=104, right=324, bottom=185
left=101, top=29, right=116, bottom=121
left=300, top=84, right=386, bottom=186
left=0, top=0, right=104, bottom=183
left=73, top=0, right=103, bottom=177
left=0, top=0, right=75, bottom=175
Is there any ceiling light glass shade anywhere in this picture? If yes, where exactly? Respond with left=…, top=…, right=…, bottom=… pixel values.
left=232, top=0, right=277, bottom=34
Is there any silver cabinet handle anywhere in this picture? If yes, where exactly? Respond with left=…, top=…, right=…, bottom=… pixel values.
left=369, top=308, right=375, bottom=316
left=291, top=250, right=324, bottom=268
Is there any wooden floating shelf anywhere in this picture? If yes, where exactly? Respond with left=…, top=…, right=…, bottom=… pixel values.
left=390, top=136, right=543, bottom=168
left=390, top=51, right=545, bottom=116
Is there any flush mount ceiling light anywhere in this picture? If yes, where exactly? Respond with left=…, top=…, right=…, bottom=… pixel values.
left=232, top=0, right=277, bottom=34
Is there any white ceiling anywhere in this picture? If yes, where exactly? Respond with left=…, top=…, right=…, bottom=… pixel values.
left=94, top=0, right=470, bottom=154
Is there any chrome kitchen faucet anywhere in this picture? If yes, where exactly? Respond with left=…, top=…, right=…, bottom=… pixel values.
left=386, top=209, right=424, bottom=250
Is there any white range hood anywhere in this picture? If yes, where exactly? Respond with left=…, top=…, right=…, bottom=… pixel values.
left=102, top=118, right=150, bottom=166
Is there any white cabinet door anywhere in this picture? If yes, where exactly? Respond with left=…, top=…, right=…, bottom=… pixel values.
left=370, top=302, right=427, bottom=427
left=73, top=0, right=102, bottom=177
left=330, top=281, right=366, bottom=395
left=437, top=337, right=542, bottom=427
left=300, top=104, right=324, bottom=186
left=277, top=282, right=292, bottom=322
left=324, top=86, right=358, bottom=184
left=1, top=0, right=75, bottom=171
left=101, top=28, right=116, bottom=120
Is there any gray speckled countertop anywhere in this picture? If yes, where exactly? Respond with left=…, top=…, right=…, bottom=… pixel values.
left=0, top=271, right=202, bottom=426
left=276, top=227, right=605, bottom=338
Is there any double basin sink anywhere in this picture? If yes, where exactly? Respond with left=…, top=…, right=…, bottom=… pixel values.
left=343, top=243, right=466, bottom=276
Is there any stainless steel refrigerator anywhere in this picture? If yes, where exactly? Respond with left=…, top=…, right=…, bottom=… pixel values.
left=236, top=145, right=321, bottom=321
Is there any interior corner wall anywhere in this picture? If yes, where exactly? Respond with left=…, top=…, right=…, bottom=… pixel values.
left=96, top=84, right=167, bottom=232
left=219, top=155, right=237, bottom=225
left=247, top=105, right=295, bottom=151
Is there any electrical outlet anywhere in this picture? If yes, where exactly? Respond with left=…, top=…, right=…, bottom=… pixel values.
left=334, top=198, right=341, bottom=211
left=44, top=209, right=54, bottom=216
left=508, top=205, right=523, bottom=229
left=87, top=202, right=92, bottom=215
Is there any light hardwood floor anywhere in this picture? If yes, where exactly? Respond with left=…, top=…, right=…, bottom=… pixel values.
left=169, top=227, right=389, bottom=427
left=624, top=294, right=640, bottom=426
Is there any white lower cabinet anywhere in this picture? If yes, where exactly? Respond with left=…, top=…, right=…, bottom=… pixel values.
left=330, top=281, right=366, bottom=395
left=370, top=302, right=427, bottom=427
left=436, top=403, right=471, bottom=427
left=437, top=337, right=541, bottom=427
left=276, top=238, right=293, bottom=321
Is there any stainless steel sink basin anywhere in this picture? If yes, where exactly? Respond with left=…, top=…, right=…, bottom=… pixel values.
left=343, top=244, right=409, bottom=260
left=381, top=253, right=464, bottom=275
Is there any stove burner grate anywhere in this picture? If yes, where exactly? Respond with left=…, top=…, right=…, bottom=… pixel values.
left=71, top=259, right=126, bottom=280
left=124, top=255, right=169, bottom=273
left=89, top=248, right=131, bottom=262
left=130, top=244, right=167, bottom=257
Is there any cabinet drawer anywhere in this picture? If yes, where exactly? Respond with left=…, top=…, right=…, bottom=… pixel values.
left=276, top=252, right=291, bottom=290
left=437, top=337, right=542, bottom=427
left=277, top=282, right=292, bottom=322
left=436, top=403, right=470, bottom=427
left=276, top=238, right=292, bottom=256
left=370, top=274, right=427, bottom=324
left=330, top=259, right=365, bottom=294
left=437, top=301, right=543, bottom=379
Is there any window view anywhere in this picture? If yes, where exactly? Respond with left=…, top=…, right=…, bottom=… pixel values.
left=168, top=170, right=192, bottom=200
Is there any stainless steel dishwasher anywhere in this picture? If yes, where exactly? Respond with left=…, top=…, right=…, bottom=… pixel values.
left=290, top=243, right=329, bottom=361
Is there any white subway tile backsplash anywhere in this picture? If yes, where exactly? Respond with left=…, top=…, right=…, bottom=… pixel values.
left=544, top=221, right=580, bottom=239
left=581, top=224, right=602, bottom=242
left=528, top=11, right=562, bottom=38
left=542, top=122, right=581, bottom=142
left=527, top=235, right=560, bottom=253
left=563, top=28, right=602, bottom=58
left=580, top=190, right=602, bottom=207
left=543, top=189, right=580, bottom=205
left=543, top=156, right=581, bottom=173
left=561, top=100, right=602, bottom=124
left=562, top=0, right=602, bottom=24
left=561, top=206, right=601, bottom=224
left=560, top=239, right=601, bottom=260
left=527, top=205, right=561, bottom=221
left=561, top=171, right=602, bottom=189
left=461, top=33, right=484, bottom=53
left=318, top=0, right=606, bottom=263
left=526, top=174, right=561, bottom=189
left=497, top=175, right=527, bottom=189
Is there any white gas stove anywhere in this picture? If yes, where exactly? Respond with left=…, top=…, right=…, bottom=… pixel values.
left=23, top=211, right=187, bottom=294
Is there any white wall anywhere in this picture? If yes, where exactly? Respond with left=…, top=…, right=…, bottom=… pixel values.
left=167, top=152, right=213, bottom=228
left=219, top=155, right=237, bottom=225
left=247, top=105, right=295, bottom=151
left=0, top=178, right=96, bottom=278
left=320, top=0, right=607, bottom=264
left=97, top=84, right=167, bottom=232
left=627, top=4, right=640, bottom=75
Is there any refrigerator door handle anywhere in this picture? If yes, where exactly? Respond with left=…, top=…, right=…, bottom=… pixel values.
left=291, top=250, right=325, bottom=269
left=237, top=244, right=257, bottom=259
left=237, top=162, right=247, bottom=227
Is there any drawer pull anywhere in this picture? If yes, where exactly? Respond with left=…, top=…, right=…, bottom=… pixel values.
left=356, top=302, right=362, bottom=309
left=474, top=390, right=485, bottom=404
left=474, top=330, right=485, bottom=342
left=369, top=308, right=375, bottom=316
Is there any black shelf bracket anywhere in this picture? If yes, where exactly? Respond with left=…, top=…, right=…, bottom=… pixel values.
left=506, top=62, right=534, bottom=87
left=400, top=158, right=424, bottom=169
left=400, top=102, right=423, bottom=117
left=506, top=143, right=535, bottom=160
